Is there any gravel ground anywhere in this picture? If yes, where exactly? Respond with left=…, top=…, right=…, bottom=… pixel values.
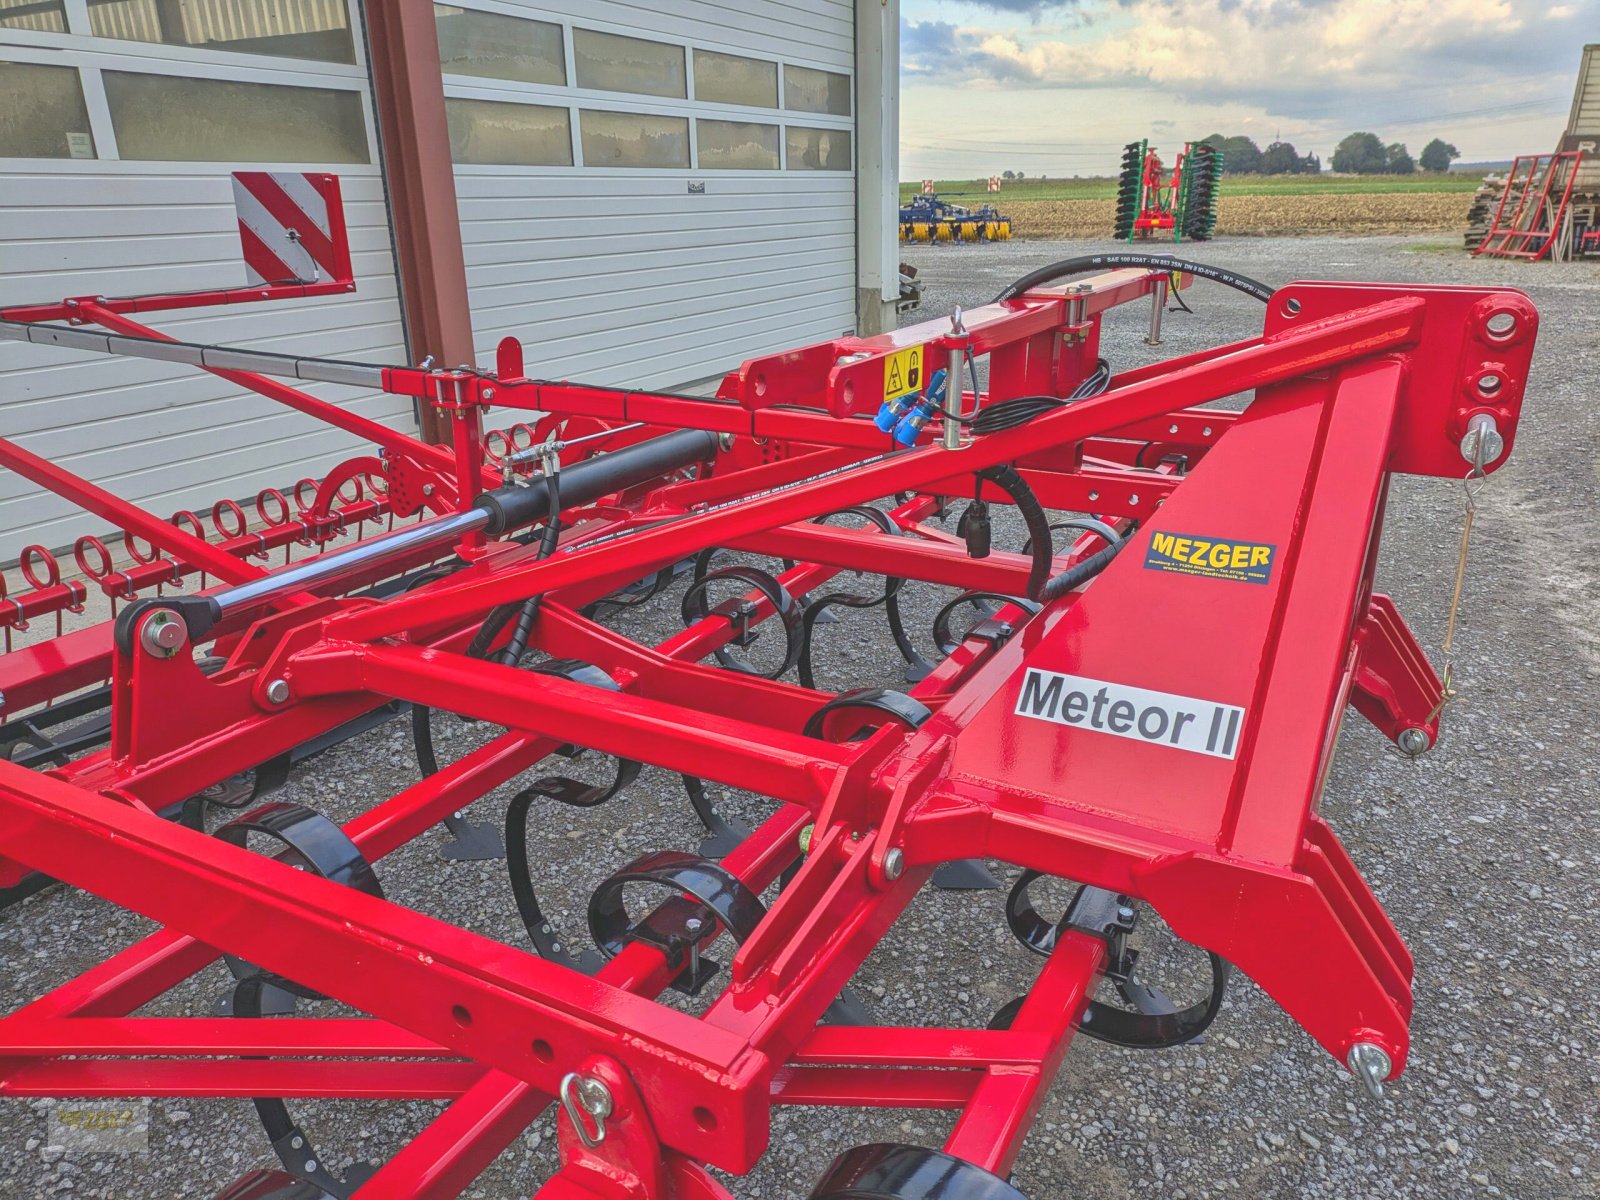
left=2, top=235, right=1598, bottom=1199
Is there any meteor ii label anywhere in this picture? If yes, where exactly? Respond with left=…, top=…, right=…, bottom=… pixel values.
left=1015, top=668, right=1245, bottom=759
left=1144, top=531, right=1275, bottom=585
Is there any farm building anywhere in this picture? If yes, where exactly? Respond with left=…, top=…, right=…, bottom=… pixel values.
left=0, top=0, right=901, bottom=557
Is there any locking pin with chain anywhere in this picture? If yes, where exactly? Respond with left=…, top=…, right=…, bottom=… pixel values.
left=1427, top=414, right=1502, bottom=723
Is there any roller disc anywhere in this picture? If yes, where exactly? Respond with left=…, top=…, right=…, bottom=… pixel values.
left=808, top=1144, right=1029, bottom=1200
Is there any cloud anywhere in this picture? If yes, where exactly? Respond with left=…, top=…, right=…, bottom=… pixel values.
left=903, top=0, right=1586, bottom=124
left=932, top=0, right=1094, bottom=19
left=901, top=17, right=1120, bottom=86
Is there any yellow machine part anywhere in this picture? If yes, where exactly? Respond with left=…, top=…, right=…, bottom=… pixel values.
left=899, top=223, right=909, bottom=242
left=959, top=221, right=978, bottom=241
left=996, top=220, right=1012, bottom=241
left=983, top=221, right=999, bottom=240
left=911, top=222, right=932, bottom=242
left=934, top=222, right=953, bottom=242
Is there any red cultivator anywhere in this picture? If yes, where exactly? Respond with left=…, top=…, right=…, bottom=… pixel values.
left=0, top=176, right=1538, bottom=1199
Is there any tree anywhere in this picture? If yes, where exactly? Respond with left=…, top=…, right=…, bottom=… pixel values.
left=1260, top=140, right=1304, bottom=175
left=1419, top=138, right=1460, bottom=173
left=1199, top=133, right=1263, bottom=174
left=1300, top=152, right=1322, bottom=174
left=1331, top=131, right=1386, bottom=174
left=1002, top=169, right=1016, bottom=180
left=1385, top=142, right=1415, bottom=174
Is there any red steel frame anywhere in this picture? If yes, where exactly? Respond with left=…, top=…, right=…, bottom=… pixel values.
left=1473, top=150, right=1584, bottom=261
left=0, top=182, right=1540, bottom=1198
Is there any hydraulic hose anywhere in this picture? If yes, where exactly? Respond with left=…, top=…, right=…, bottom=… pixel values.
left=994, top=253, right=1276, bottom=305
left=977, top=465, right=1131, bottom=602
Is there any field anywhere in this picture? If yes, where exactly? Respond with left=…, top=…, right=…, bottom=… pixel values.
left=901, top=173, right=1483, bottom=238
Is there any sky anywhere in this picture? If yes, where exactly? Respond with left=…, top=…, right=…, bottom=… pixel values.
left=899, top=0, right=1595, bottom=178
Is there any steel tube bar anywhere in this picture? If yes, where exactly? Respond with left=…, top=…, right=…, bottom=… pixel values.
left=76, top=304, right=476, bottom=484
left=0, top=437, right=261, bottom=586
left=332, top=296, right=1424, bottom=642
left=0, top=1059, right=481, bottom=1100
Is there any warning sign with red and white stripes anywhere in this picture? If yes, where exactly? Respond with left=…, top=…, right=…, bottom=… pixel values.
left=231, top=171, right=352, bottom=288
left=921, top=179, right=935, bottom=194
left=987, top=176, right=1001, bottom=192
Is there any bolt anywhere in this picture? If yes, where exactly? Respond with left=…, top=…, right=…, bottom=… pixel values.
left=798, top=824, right=814, bottom=853
left=685, top=916, right=704, bottom=976
left=574, top=1076, right=613, bottom=1120
left=1397, top=727, right=1431, bottom=756
left=1347, top=1042, right=1391, bottom=1101
left=883, top=848, right=905, bottom=880
left=1117, top=904, right=1137, bottom=924
left=482, top=387, right=495, bottom=400
left=264, top=678, right=291, bottom=705
left=717, top=432, right=735, bottom=452
left=139, top=611, right=187, bottom=658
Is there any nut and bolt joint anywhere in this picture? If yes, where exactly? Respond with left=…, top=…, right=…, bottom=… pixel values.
left=574, top=1075, right=614, bottom=1120
left=798, top=824, right=814, bottom=854
left=264, top=678, right=291, bottom=706
left=882, top=848, right=905, bottom=881
left=139, top=611, right=187, bottom=658
left=1397, top=727, right=1431, bottom=756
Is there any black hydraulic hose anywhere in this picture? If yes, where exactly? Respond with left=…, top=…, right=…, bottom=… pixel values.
left=970, top=357, right=1111, bottom=436
left=495, top=473, right=562, bottom=667
left=977, top=465, right=1059, bottom=602
left=979, top=465, right=1134, bottom=602
left=1040, top=537, right=1131, bottom=601
left=994, top=253, right=1276, bottom=305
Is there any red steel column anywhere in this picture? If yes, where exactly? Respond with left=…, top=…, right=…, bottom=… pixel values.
left=364, top=0, right=476, bottom=444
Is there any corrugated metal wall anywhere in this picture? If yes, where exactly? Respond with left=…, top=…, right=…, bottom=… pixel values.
left=1567, top=44, right=1599, bottom=138
left=1563, top=44, right=1600, bottom=197
left=0, top=11, right=412, bottom=560
left=446, top=0, right=858, bottom=394
left=0, top=169, right=410, bottom=559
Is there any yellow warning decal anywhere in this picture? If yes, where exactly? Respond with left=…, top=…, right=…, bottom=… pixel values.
left=882, top=345, right=924, bottom=403
left=1145, top=531, right=1275, bottom=585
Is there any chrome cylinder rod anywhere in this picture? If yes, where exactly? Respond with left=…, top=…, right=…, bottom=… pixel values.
left=213, top=507, right=489, bottom=618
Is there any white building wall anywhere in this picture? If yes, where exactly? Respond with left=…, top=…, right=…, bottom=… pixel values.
left=0, top=6, right=410, bottom=559
left=443, top=0, right=858, bottom=396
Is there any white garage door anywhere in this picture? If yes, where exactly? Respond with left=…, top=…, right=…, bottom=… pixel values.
left=438, top=0, right=857, bottom=394
left=0, top=1, right=411, bottom=560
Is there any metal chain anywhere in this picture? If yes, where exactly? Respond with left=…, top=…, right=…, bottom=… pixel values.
left=1427, top=431, right=1494, bottom=721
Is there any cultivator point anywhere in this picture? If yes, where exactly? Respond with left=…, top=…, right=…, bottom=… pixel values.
left=899, top=193, right=1012, bottom=243
left=0, top=175, right=1540, bottom=1199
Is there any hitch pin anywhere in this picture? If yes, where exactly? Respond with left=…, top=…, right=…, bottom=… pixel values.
left=558, top=1073, right=613, bottom=1148
left=1426, top=414, right=1500, bottom=722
